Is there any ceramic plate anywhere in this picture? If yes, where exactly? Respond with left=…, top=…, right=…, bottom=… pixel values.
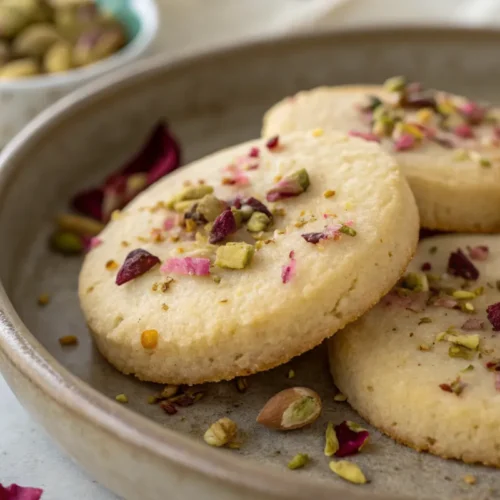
left=1, top=28, right=500, bottom=500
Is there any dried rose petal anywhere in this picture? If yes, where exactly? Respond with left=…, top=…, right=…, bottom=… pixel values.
left=348, top=130, right=380, bottom=143
left=222, top=164, right=250, bottom=186
left=495, top=373, right=500, bottom=392
left=161, top=257, right=210, bottom=276
left=89, top=236, right=102, bottom=249
left=432, top=136, right=455, bottom=149
left=421, top=262, right=432, bottom=271
left=266, top=136, right=280, bottom=150
left=487, top=302, right=500, bottom=331
left=72, top=122, right=181, bottom=222
left=0, top=484, right=43, bottom=500
left=266, top=169, right=309, bottom=202
left=163, top=216, right=177, bottom=230
left=439, top=379, right=466, bottom=395
left=454, top=124, right=475, bottom=139
left=448, top=248, right=479, bottom=280
left=115, top=249, right=160, bottom=286
left=461, top=318, right=485, bottom=331
left=281, top=250, right=296, bottom=284
left=467, top=245, right=489, bottom=261
left=432, top=297, right=458, bottom=309
left=209, top=209, right=237, bottom=244
left=248, top=147, right=260, bottom=158
left=394, top=133, right=416, bottom=151
left=160, top=401, right=178, bottom=415
left=458, top=102, right=486, bottom=125
left=402, top=94, right=437, bottom=110
left=439, top=383, right=452, bottom=393
left=301, top=232, right=326, bottom=244
left=243, top=197, right=272, bottom=218
left=382, top=291, right=428, bottom=313
left=334, top=421, right=370, bottom=457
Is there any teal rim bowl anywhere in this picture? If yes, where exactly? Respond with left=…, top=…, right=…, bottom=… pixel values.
left=0, top=0, right=159, bottom=90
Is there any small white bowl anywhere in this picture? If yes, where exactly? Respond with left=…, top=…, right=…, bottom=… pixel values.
left=0, top=0, right=159, bottom=148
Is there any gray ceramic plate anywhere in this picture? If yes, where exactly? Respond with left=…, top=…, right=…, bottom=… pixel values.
left=1, top=28, right=500, bottom=500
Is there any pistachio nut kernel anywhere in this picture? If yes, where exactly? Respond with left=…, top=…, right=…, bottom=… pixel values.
left=0, top=58, right=39, bottom=79
left=56, top=213, right=104, bottom=236
left=196, top=194, right=225, bottom=222
left=44, top=40, right=72, bottom=73
left=50, top=230, right=83, bottom=254
left=215, top=242, right=254, bottom=270
left=451, top=334, right=480, bottom=351
left=203, top=417, right=238, bottom=447
left=288, top=453, right=309, bottom=470
left=452, top=290, right=476, bottom=300
left=401, top=272, right=429, bottom=292
left=167, top=185, right=214, bottom=209
left=247, top=211, right=271, bottom=232
left=0, top=6, right=30, bottom=38
left=324, top=422, right=339, bottom=456
left=12, top=23, right=61, bottom=57
left=329, top=460, right=367, bottom=484
left=256, top=387, right=322, bottom=431
left=383, top=75, right=406, bottom=93
left=448, top=345, right=474, bottom=360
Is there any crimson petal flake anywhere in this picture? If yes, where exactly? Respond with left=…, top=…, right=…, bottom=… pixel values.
left=447, top=248, right=479, bottom=280
left=487, top=302, right=500, bottom=331
left=72, top=122, right=181, bottom=222
left=467, top=245, right=489, bottom=261
left=0, top=484, right=43, bottom=500
left=115, top=249, right=161, bottom=286
left=209, top=209, right=237, bottom=244
left=243, top=197, right=273, bottom=218
left=334, top=421, right=370, bottom=458
left=281, top=250, right=296, bottom=284
left=161, top=257, right=210, bottom=276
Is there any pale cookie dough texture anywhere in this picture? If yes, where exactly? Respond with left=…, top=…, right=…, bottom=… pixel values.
left=80, top=130, right=418, bottom=385
left=329, top=234, right=500, bottom=467
left=262, top=83, right=500, bottom=232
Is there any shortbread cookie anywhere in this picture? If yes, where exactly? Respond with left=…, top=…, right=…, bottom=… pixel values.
left=79, top=130, right=418, bottom=384
left=329, top=234, right=500, bottom=466
left=263, top=78, right=500, bottom=232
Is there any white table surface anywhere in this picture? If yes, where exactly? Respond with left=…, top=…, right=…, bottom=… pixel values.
left=3, top=0, right=500, bottom=498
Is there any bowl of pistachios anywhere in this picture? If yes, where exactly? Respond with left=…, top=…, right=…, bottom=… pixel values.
left=0, top=0, right=158, bottom=148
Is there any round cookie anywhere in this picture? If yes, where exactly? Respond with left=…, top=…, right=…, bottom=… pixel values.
left=262, top=80, right=500, bottom=232
left=79, top=130, right=418, bottom=385
left=329, top=234, right=500, bottom=467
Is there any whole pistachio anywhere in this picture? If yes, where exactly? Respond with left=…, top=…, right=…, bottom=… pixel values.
left=1, top=0, right=53, bottom=24
left=13, top=23, right=61, bottom=57
left=73, top=25, right=126, bottom=66
left=0, top=58, right=39, bottom=79
left=44, top=40, right=72, bottom=73
left=0, top=6, right=30, bottom=38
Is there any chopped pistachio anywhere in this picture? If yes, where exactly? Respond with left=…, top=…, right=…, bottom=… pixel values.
left=230, top=207, right=244, bottom=228
left=339, top=224, right=357, bottom=237
left=448, top=345, right=474, bottom=360
left=272, top=207, right=286, bottom=217
left=247, top=212, right=271, bottom=232
left=329, top=460, right=367, bottom=484
left=291, top=168, right=310, bottom=191
left=167, top=185, right=214, bottom=209
left=333, top=393, right=347, bottom=402
left=473, top=286, right=484, bottom=296
left=195, top=194, right=225, bottom=222
left=324, top=422, right=339, bottom=456
left=451, top=334, right=480, bottom=350
left=215, top=242, right=254, bottom=270
left=418, top=317, right=432, bottom=325
left=323, top=189, right=336, bottom=198
left=469, top=151, right=491, bottom=167
left=184, top=219, right=197, bottom=232
left=402, top=272, right=429, bottom=292
left=240, top=204, right=254, bottom=221
left=435, top=331, right=449, bottom=342
left=460, top=302, right=475, bottom=313
left=461, top=364, right=475, bottom=373
left=416, top=108, right=433, bottom=124
left=203, top=417, right=238, bottom=447
left=56, top=213, right=105, bottom=237
left=115, top=394, right=128, bottom=404
left=50, top=230, right=83, bottom=254
left=288, top=453, right=309, bottom=470
left=173, top=199, right=197, bottom=213
left=452, top=290, right=476, bottom=300
left=287, top=369, right=295, bottom=379
left=160, top=385, right=179, bottom=399
left=235, top=377, right=248, bottom=393
left=384, top=75, right=406, bottom=92
left=463, top=474, right=477, bottom=485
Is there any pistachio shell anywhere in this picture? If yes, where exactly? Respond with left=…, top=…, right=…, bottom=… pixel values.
left=1, top=0, right=52, bottom=23
left=73, top=25, right=126, bottom=66
left=0, top=6, right=29, bottom=38
left=44, top=40, right=72, bottom=73
left=0, top=58, right=39, bottom=79
left=13, top=23, right=61, bottom=57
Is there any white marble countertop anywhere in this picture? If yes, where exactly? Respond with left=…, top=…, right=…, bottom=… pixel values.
left=3, top=0, right=500, bottom=498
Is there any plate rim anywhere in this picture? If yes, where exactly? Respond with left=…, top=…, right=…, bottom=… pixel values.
left=1, top=25, right=499, bottom=500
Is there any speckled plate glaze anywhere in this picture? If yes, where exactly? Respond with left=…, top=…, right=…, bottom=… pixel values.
left=1, top=28, right=500, bottom=500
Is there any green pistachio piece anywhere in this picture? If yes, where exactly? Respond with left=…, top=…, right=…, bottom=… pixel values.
left=167, top=185, right=214, bottom=209
left=0, top=58, right=39, bottom=79
left=196, top=194, right=225, bottom=222
left=452, top=290, right=476, bottom=300
left=43, top=40, right=73, bottom=73
left=383, top=75, right=406, bottom=93
left=329, top=460, right=367, bottom=484
left=247, top=211, right=271, bottom=232
left=50, top=230, right=83, bottom=254
left=448, top=345, right=474, bottom=360
left=451, top=334, right=480, bottom=351
left=13, top=23, right=61, bottom=57
left=215, top=242, right=254, bottom=270
left=230, top=208, right=243, bottom=228
left=324, top=422, right=339, bottom=457
left=288, top=453, right=309, bottom=470
left=0, top=6, right=30, bottom=38
left=56, top=213, right=104, bottom=236
left=291, top=168, right=310, bottom=191
left=401, top=272, right=429, bottom=292
left=173, top=199, right=196, bottom=213
left=240, top=204, right=254, bottom=221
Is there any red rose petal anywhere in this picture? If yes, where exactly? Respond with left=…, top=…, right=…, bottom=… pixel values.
left=421, top=262, right=432, bottom=271
left=281, top=250, right=296, bottom=284
left=209, top=209, right=237, bottom=244
left=115, top=248, right=161, bottom=286
left=453, top=124, right=475, bottom=139
left=458, top=102, right=486, bottom=125
left=394, top=133, right=416, bottom=151
left=487, top=302, right=500, bottom=331
left=266, top=135, right=280, bottom=150
left=447, top=248, right=479, bottom=280
left=334, top=421, right=370, bottom=457
left=243, top=197, right=272, bottom=218
left=467, top=245, right=489, bottom=261
left=0, top=484, right=43, bottom=500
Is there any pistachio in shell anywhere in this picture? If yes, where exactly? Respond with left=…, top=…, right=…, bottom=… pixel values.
left=73, top=25, right=126, bottom=66
left=44, top=40, right=72, bottom=73
left=1, top=0, right=53, bottom=24
left=0, top=6, right=30, bottom=38
left=12, top=23, right=61, bottom=57
left=0, top=58, right=39, bottom=79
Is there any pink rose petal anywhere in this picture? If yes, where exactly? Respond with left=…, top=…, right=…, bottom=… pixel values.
left=394, top=133, right=416, bottom=151
left=161, top=257, right=210, bottom=276
left=454, top=124, right=475, bottom=139
left=458, top=102, right=486, bottom=125
left=495, top=373, right=500, bottom=392
left=467, top=245, right=489, bottom=261
left=0, top=484, right=43, bottom=500
left=348, top=130, right=380, bottom=143
left=461, top=318, right=485, bottom=331
left=281, top=250, right=296, bottom=284
left=432, top=297, right=458, bottom=309
left=334, top=421, right=370, bottom=457
left=163, top=216, right=176, bottom=230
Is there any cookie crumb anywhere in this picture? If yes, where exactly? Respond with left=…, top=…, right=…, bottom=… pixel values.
left=463, top=475, right=476, bottom=485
